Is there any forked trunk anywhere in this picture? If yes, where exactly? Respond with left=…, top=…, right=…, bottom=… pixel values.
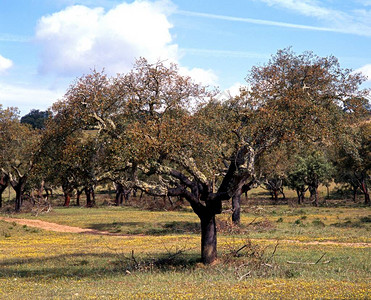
left=297, top=188, right=305, bottom=205
left=200, top=213, right=217, bottom=264
left=9, top=175, right=27, bottom=212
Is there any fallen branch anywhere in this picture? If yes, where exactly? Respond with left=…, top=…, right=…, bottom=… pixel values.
left=247, top=217, right=258, bottom=227
left=266, top=241, right=279, bottom=262
left=131, top=250, right=139, bottom=269
left=234, top=244, right=248, bottom=256
left=238, top=271, right=251, bottom=281
left=287, top=253, right=330, bottom=265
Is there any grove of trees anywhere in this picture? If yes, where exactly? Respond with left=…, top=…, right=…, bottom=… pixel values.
left=0, top=48, right=370, bottom=264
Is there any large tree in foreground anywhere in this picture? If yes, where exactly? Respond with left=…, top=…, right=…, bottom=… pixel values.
left=52, top=49, right=368, bottom=264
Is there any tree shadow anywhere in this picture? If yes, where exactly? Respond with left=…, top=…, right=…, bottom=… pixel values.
left=0, top=251, right=200, bottom=279
left=88, top=221, right=200, bottom=235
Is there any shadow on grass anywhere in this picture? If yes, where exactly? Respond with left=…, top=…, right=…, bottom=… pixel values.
left=0, top=251, right=200, bottom=279
left=89, top=221, right=201, bottom=235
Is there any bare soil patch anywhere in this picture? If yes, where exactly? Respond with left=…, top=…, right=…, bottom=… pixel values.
left=0, top=216, right=130, bottom=236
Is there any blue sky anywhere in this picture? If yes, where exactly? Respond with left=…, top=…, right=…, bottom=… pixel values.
left=1, top=0, right=371, bottom=115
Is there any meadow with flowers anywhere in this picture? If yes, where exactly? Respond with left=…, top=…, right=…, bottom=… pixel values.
left=1, top=202, right=370, bottom=299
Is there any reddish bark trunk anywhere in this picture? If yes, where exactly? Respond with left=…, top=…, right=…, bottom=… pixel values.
left=273, top=189, right=278, bottom=203
left=63, top=193, right=71, bottom=207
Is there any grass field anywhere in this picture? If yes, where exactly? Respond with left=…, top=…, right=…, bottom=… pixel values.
left=0, top=200, right=370, bottom=299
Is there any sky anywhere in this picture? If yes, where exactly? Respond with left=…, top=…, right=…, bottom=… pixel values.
left=1, top=0, right=371, bottom=115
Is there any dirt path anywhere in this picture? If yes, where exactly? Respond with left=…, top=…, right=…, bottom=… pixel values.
left=0, top=217, right=129, bottom=236
left=1, top=216, right=370, bottom=247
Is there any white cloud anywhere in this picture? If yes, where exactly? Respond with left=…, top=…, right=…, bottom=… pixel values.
left=257, top=0, right=371, bottom=36
left=178, top=10, right=342, bottom=34
left=36, top=0, right=179, bottom=76
left=0, top=82, right=64, bottom=114
left=180, top=67, right=218, bottom=86
left=226, top=82, right=244, bottom=96
left=215, top=82, right=245, bottom=101
left=0, top=55, right=13, bottom=73
left=356, top=0, right=371, bottom=6
left=260, top=0, right=339, bottom=18
left=356, top=64, right=371, bottom=81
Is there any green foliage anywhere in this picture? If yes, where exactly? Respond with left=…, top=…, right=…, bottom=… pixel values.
left=286, top=152, right=333, bottom=202
left=333, top=122, right=370, bottom=204
left=20, top=109, right=51, bottom=129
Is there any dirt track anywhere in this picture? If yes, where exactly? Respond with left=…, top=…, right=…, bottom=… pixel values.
left=1, top=216, right=370, bottom=247
left=0, top=216, right=128, bottom=236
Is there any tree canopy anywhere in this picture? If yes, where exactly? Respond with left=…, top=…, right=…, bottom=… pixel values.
left=2, top=49, right=370, bottom=263
left=20, top=109, right=51, bottom=129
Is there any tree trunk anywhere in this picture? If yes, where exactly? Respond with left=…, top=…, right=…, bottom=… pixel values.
left=352, top=185, right=357, bottom=202
left=309, top=186, right=319, bottom=206
left=200, top=213, right=217, bottom=265
left=0, top=174, right=9, bottom=208
left=280, top=187, right=286, bottom=200
left=115, top=183, right=124, bottom=206
left=124, top=189, right=130, bottom=205
left=12, top=177, right=27, bottom=212
left=326, top=185, right=330, bottom=199
left=297, top=188, right=305, bottom=205
left=63, top=193, right=71, bottom=207
left=76, top=189, right=83, bottom=206
left=365, top=193, right=370, bottom=206
left=360, top=180, right=370, bottom=205
left=232, top=189, right=241, bottom=225
left=231, top=181, right=254, bottom=224
left=273, top=189, right=279, bottom=203
left=85, top=186, right=95, bottom=207
left=14, top=184, right=24, bottom=212
left=0, top=185, right=7, bottom=208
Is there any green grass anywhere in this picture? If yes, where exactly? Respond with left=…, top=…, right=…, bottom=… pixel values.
left=12, top=204, right=371, bottom=243
left=1, top=205, right=370, bottom=299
